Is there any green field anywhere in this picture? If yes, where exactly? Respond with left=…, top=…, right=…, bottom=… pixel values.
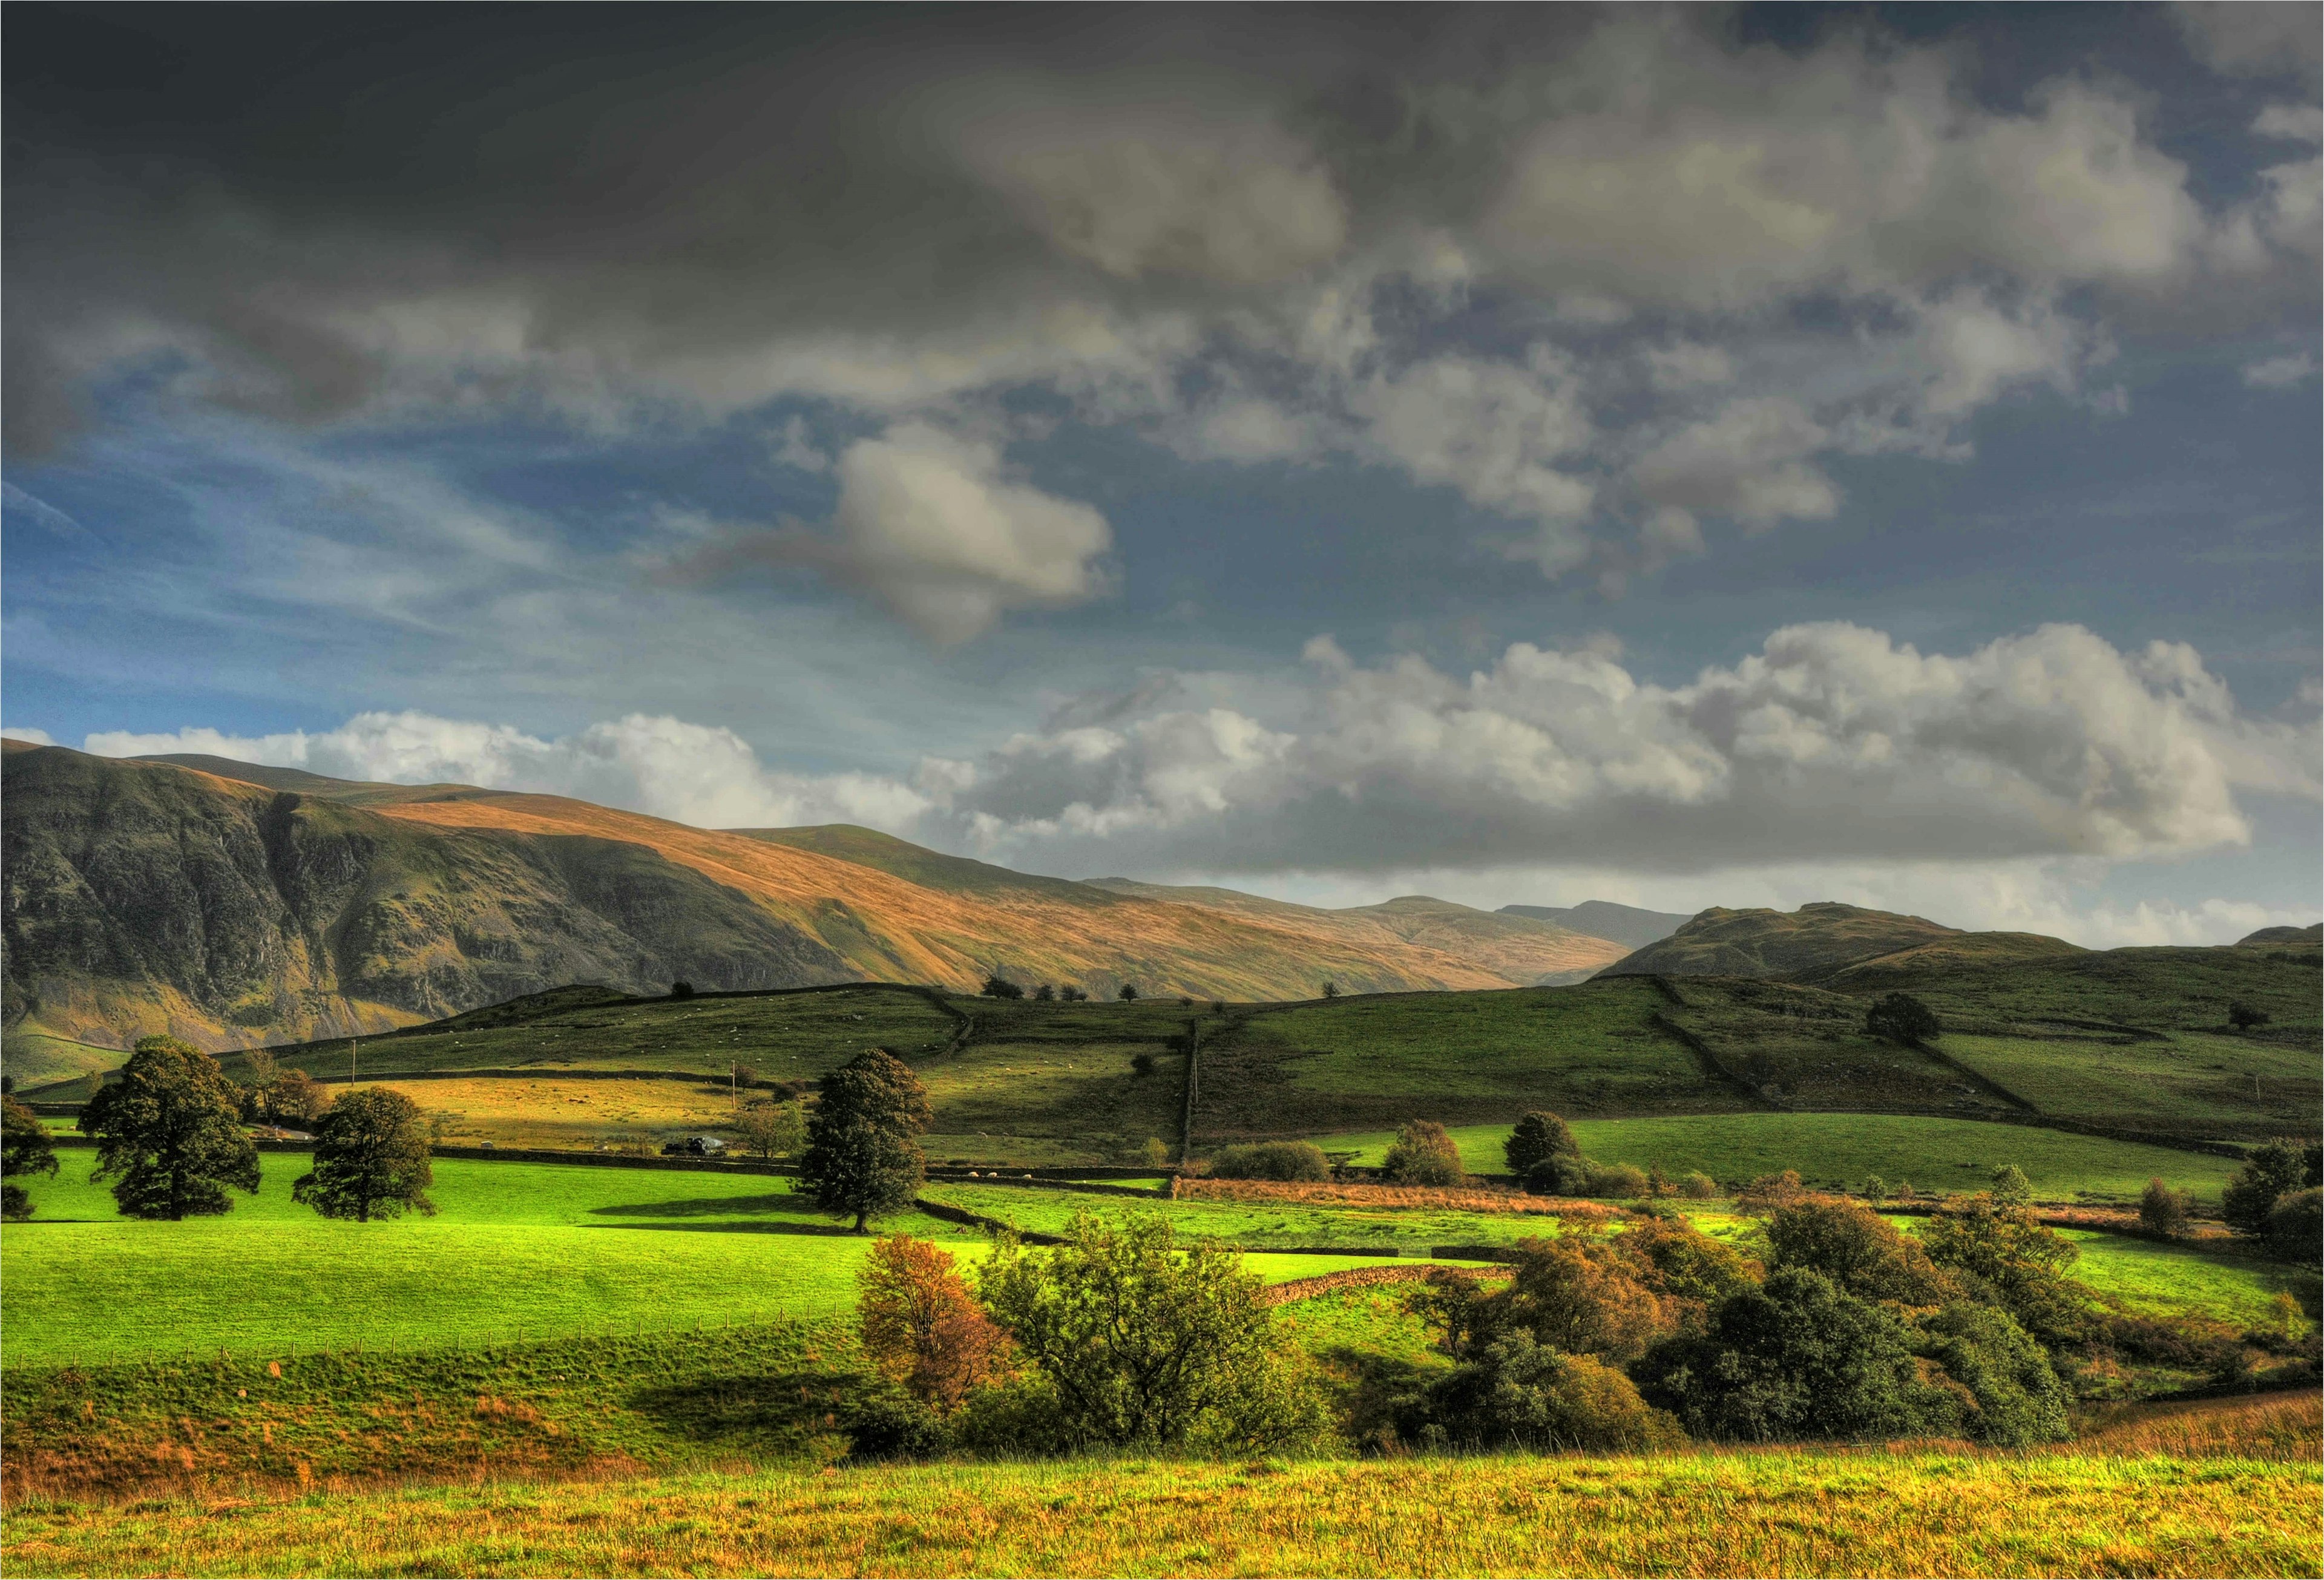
left=1940, top=1030, right=2319, bottom=1139
left=7, top=1443, right=2316, bottom=1578
left=927, top=1182, right=1568, bottom=1252
left=1311, top=1113, right=2248, bottom=1202
left=0, top=1158, right=1430, bottom=1369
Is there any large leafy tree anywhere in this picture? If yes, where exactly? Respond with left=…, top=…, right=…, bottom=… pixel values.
left=1863, top=992, right=1940, bottom=1044
left=78, top=1036, right=260, bottom=1221
left=2222, top=1138, right=2309, bottom=1236
left=293, top=1087, right=436, bottom=1221
left=799, top=1048, right=930, bottom=1231
left=1503, top=1110, right=1580, bottom=1176
left=2, top=1093, right=61, bottom=1220
left=1919, top=1190, right=2088, bottom=1344
left=1382, top=1119, right=1464, bottom=1186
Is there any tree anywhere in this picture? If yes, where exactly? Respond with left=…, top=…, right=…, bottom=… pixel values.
left=2227, top=1001, right=2271, bottom=1031
left=2265, top=1189, right=2322, bottom=1264
left=730, top=1096, right=806, bottom=1161
left=1381, top=1119, right=1463, bottom=1186
left=2, top=1093, right=61, bottom=1221
left=1032, top=983, right=1055, bottom=1003
left=1919, top=1192, right=2087, bottom=1344
left=1989, top=1164, right=2032, bottom=1205
left=1118, top=983, right=1140, bottom=1001
left=1321, top=980, right=1339, bottom=998
left=858, top=1234, right=1009, bottom=1412
left=2223, top=1138, right=2309, bottom=1236
left=1059, top=986, right=1088, bottom=1003
left=2138, top=1178, right=2191, bottom=1238
left=670, top=980, right=696, bottom=1000
left=1922, top=1303, right=2070, bottom=1446
left=799, top=1048, right=930, bottom=1231
left=1503, top=1110, right=1580, bottom=1176
left=292, top=1087, right=436, bottom=1221
left=1130, top=1052, right=1156, bottom=1078
left=1764, top=1198, right=1954, bottom=1307
left=1209, top=1141, right=1331, bottom=1182
left=1863, top=992, right=1940, bottom=1044
left=77, top=1035, right=261, bottom=1221
left=981, top=975, right=1025, bottom=1000
left=1396, top=1332, right=1684, bottom=1452
left=976, top=1210, right=1315, bottom=1450
left=237, top=1049, right=282, bottom=1121
left=1634, top=1268, right=1952, bottom=1443
left=267, top=1069, right=331, bottom=1127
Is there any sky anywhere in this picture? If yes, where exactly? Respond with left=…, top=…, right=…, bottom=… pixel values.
left=3, top=2, right=2319, bottom=946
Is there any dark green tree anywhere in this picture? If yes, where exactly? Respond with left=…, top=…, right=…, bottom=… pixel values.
left=1919, top=1192, right=2087, bottom=1344
left=1117, top=983, right=1140, bottom=1001
left=2138, top=1178, right=2191, bottom=1238
left=1920, top=1303, right=2070, bottom=1446
left=2265, top=1189, right=2322, bottom=1263
left=1863, top=992, right=1940, bottom=1044
left=2226, top=1001, right=2270, bottom=1031
left=77, top=1035, right=260, bottom=1221
left=1503, top=1110, right=1580, bottom=1176
left=1763, top=1198, right=1955, bottom=1306
left=2, top=1093, right=61, bottom=1220
left=292, top=1087, right=437, bottom=1221
left=2223, top=1138, right=2309, bottom=1236
left=1634, top=1268, right=1951, bottom=1442
left=980, top=975, right=1025, bottom=1000
left=800, top=1048, right=931, bottom=1231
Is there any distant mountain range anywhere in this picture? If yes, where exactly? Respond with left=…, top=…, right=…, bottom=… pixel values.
left=1497, top=901, right=1695, bottom=951
left=2, top=742, right=1645, bottom=1058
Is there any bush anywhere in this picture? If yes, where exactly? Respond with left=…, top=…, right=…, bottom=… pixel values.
left=1734, top=1170, right=1809, bottom=1213
left=1919, top=1193, right=2088, bottom=1345
left=1635, top=1268, right=1952, bottom=1443
left=858, top=1234, right=1009, bottom=1411
left=1503, top=1110, right=1580, bottom=1176
left=1580, top=1161, right=1650, bottom=1199
left=1863, top=992, right=1939, bottom=1044
left=1032, top=983, right=1055, bottom=1002
left=1380, top=1121, right=1463, bottom=1187
left=1500, top=1233, right=1679, bottom=1362
left=2138, top=1178, right=2191, bottom=1238
left=1210, top=1141, right=1331, bottom=1182
left=2228, top=1001, right=2271, bottom=1031
left=1397, top=1332, right=1685, bottom=1452
left=669, top=980, right=695, bottom=999
left=1524, top=1156, right=1590, bottom=1196
left=1117, top=983, right=1140, bottom=1001
left=1130, top=1052, right=1156, bottom=1078
left=976, top=1211, right=1318, bottom=1450
left=2225, top=1139, right=2309, bottom=1236
left=1922, top=1303, right=2070, bottom=1446
left=1059, top=986, right=1088, bottom=1003
left=1620, top=1211, right=1761, bottom=1308
left=981, top=975, right=1025, bottom=1000
left=1676, top=1170, right=1721, bottom=1199
left=2266, top=1188, right=2322, bottom=1264
left=844, top=1387, right=951, bottom=1461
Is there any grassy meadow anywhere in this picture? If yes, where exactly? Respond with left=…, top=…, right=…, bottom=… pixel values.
left=7, top=1429, right=2318, bottom=1578
left=1312, top=1113, right=2248, bottom=1202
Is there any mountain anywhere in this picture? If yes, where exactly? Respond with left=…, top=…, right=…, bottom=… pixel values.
left=1595, top=901, right=2083, bottom=980
left=2239, top=924, right=2323, bottom=946
left=1, top=747, right=1607, bottom=1060
left=1084, top=879, right=1630, bottom=985
left=1497, top=900, right=1693, bottom=951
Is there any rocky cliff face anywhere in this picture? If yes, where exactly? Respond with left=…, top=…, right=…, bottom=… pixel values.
left=2, top=744, right=855, bottom=1051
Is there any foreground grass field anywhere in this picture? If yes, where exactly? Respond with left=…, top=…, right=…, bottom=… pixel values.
left=7, top=1431, right=2317, bottom=1579
left=1314, top=1113, right=2247, bottom=1202
left=0, top=1160, right=1422, bottom=1368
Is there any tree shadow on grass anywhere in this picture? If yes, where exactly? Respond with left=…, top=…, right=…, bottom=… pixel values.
left=588, top=1193, right=802, bottom=1218
left=580, top=1219, right=866, bottom=1237
left=631, top=1366, right=867, bottom=1455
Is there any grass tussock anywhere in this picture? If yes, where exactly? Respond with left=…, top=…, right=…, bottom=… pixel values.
left=1174, top=1176, right=1617, bottom=1221
left=4, top=1447, right=2316, bottom=1579
left=2075, top=1391, right=2322, bottom=1460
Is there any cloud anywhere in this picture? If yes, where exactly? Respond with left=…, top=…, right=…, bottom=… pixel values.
left=2253, top=102, right=2324, bottom=143
left=80, top=620, right=2317, bottom=942
left=1, top=726, right=56, bottom=745
left=2174, top=2, right=2324, bottom=90
left=2244, top=350, right=2321, bottom=387
left=674, top=424, right=1115, bottom=643
left=1630, top=398, right=1838, bottom=530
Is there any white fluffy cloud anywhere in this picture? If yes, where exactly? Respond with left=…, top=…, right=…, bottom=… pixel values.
left=91, top=622, right=2316, bottom=904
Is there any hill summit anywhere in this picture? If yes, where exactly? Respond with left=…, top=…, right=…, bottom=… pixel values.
left=1597, top=901, right=2083, bottom=981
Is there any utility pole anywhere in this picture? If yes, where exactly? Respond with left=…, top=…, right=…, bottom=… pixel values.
left=349, top=1039, right=357, bottom=1089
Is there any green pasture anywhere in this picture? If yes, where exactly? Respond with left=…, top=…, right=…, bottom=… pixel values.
left=1308, top=1113, right=2246, bottom=1202
left=0, top=1158, right=1423, bottom=1368
left=1197, top=980, right=1751, bottom=1141
left=2049, top=1231, right=2296, bottom=1328
left=1875, top=945, right=2323, bottom=1035
left=1939, top=1031, right=2320, bottom=1141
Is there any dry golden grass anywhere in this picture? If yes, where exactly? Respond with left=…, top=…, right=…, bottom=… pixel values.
left=6, top=1447, right=2316, bottom=1578
left=2075, top=1391, right=2322, bottom=1460
left=1175, top=1176, right=1616, bottom=1223
left=368, top=1075, right=738, bottom=1149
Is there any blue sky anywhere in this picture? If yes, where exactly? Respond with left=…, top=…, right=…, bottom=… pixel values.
left=4, top=2, right=2319, bottom=943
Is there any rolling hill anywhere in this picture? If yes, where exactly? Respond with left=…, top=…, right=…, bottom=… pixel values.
left=1595, top=900, right=2083, bottom=980
left=2, top=744, right=1620, bottom=1061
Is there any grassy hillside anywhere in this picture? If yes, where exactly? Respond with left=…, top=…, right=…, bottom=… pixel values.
left=7, top=1416, right=2316, bottom=1577
left=1600, top=900, right=2080, bottom=980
